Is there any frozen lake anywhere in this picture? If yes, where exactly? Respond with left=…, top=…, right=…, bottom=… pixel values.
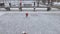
left=0, top=12, right=60, bottom=34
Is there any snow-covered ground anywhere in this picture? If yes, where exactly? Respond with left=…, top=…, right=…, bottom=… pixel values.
left=0, top=12, right=60, bottom=34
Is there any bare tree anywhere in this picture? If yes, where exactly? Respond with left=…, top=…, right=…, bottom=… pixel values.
left=42, top=0, right=46, bottom=4
left=36, top=0, right=40, bottom=7
left=36, top=0, right=47, bottom=6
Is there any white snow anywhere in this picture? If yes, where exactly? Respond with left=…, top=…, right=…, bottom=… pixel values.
left=0, top=8, right=60, bottom=11
left=53, top=2, right=60, bottom=5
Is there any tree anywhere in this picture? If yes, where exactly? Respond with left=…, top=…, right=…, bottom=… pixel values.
left=36, top=0, right=47, bottom=6
left=42, top=0, right=46, bottom=4
left=36, top=0, right=40, bottom=7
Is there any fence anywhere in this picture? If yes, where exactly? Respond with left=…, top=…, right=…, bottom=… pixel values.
left=0, top=1, right=52, bottom=11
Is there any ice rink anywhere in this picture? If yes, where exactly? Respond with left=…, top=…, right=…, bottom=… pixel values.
left=0, top=11, right=60, bottom=34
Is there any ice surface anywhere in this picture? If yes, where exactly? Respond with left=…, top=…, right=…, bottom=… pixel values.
left=0, top=13, right=60, bottom=34
left=0, top=12, right=6, bottom=16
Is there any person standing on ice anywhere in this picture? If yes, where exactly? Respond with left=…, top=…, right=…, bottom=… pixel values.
left=26, top=12, right=28, bottom=17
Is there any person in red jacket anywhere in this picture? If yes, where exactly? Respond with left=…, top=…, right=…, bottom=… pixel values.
left=26, top=12, right=28, bottom=17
